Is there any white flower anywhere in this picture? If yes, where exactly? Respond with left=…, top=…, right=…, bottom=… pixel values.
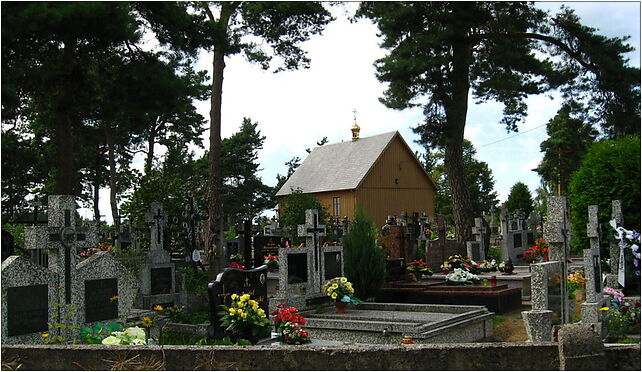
left=130, top=338, right=147, bottom=345
left=102, top=336, right=121, bottom=345
left=124, top=326, right=146, bottom=340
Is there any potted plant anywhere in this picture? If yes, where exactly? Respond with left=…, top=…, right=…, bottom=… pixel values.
left=272, top=304, right=311, bottom=344
left=322, top=277, right=362, bottom=313
left=405, top=259, right=433, bottom=281
left=218, top=293, right=270, bottom=344
left=600, top=287, right=641, bottom=342
left=264, top=255, right=279, bottom=272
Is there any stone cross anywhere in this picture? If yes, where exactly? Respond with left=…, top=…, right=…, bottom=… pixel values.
left=581, top=205, right=606, bottom=324
left=297, top=209, right=326, bottom=275
left=608, top=200, right=624, bottom=288
left=543, top=196, right=571, bottom=324
left=585, top=205, right=603, bottom=300
left=472, top=217, right=487, bottom=254
left=24, top=195, right=98, bottom=304
left=145, top=202, right=166, bottom=251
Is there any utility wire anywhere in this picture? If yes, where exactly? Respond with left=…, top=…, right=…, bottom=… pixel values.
left=478, top=123, right=547, bottom=148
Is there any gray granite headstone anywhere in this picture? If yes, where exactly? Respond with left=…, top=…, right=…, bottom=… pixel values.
left=470, top=217, right=486, bottom=261
left=581, top=205, right=606, bottom=324
left=542, top=196, right=571, bottom=324
left=523, top=260, right=562, bottom=342
left=74, top=251, right=139, bottom=327
left=605, top=200, right=623, bottom=289
left=24, top=195, right=98, bottom=305
left=297, top=209, right=326, bottom=293
left=1, top=256, right=59, bottom=344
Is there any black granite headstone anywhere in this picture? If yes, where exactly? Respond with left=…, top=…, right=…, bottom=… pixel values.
left=207, top=265, right=268, bottom=339
left=150, top=267, right=173, bottom=295
left=513, top=233, right=522, bottom=249
left=385, top=258, right=405, bottom=281
left=252, top=236, right=282, bottom=267
left=7, top=285, right=48, bottom=336
left=324, top=251, right=342, bottom=280
left=470, top=242, right=481, bottom=261
left=85, top=278, right=118, bottom=322
left=527, top=232, right=535, bottom=246
left=593, top=255, right=601, bottom=293
left=287, top=253, right=308, bottom=284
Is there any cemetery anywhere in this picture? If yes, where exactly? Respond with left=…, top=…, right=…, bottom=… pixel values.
left=1, top=2, right=640, bottom=371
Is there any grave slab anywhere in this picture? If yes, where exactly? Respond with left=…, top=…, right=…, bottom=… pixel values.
left=300, top=302, right=493, bottom=344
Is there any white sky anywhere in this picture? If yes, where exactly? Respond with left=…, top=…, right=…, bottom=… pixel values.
left=84, top=1, right=641, bottom=224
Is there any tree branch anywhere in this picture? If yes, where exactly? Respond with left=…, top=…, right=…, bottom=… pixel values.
left=472, top=32, right=597, bottom=71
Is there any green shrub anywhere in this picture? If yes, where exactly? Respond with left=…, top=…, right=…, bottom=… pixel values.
left=178, top=266, right=209, bottom=295
left=343, top=206, right=386, bottom=301
left=568, top=136, right=641, bottom=254
left=279, top=189, right=328, bottom=244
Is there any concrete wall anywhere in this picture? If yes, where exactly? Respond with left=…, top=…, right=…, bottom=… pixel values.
left=1, top=343, right=639, bottom=370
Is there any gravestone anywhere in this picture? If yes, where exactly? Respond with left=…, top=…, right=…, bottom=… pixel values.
left=500, top=208, right=533, bottom=264
left=137, top=202, right=182, bottom=309
left=207, top=265, right=269, bottom=339
left=606, top=200, right=624, bottom=289
left=543, top=196, right=571, bottom=323
left=269, top=210, right=344, bottom=311
left=522, top=260, right=561, bottom=342
left=467, top=217, right=487, bottom=261
left=581, top=205, right=606, bottom=325
left=1, top=256, right=59, bottom=344
left=380, top=216, right=407, bottom=259
left=425, top=214, right=461, bottom=270
left=253, top=236, right=284, bottom=268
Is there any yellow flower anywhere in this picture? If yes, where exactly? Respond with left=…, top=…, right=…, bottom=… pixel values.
left=109, top=295, right=119, bottom=302
left=229, top=308, right=236, bottom=316
left=249, top=300, right=258, bottom=307
left=599, top=307, right=609, bottom=311
left=241, top=312, right=247, bottom=319
left=331, top=284, right=338, bottom=289
left=257, top=309, right=266, bottom=317
left=331, top=293, right=338, bottom=299
left=41, top=333, right=49, bottom=338
left=141, top=316, right=153, bottom=328
left=240, top=294, right=250, bottom=301
left=231, top=293, right=238, bottom=300
left=153, top=305, right=163, bottom=311
left=340, top=277, right=347, bottom=283
left=237, top=301, right=244, bottom=308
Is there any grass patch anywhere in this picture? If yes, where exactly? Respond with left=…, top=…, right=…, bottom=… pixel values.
left=492, top=316, right=506, bottom=327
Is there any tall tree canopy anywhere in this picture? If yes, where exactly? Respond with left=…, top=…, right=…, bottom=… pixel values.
left=421, top=139, right=498, bottom=225
left=506, top=182, right=534, bottom=218
left=192, top=1, right=333, bottom=276
left=357, top=2, right=640, bottom=242
left=534, top=102, right=598, bottom=195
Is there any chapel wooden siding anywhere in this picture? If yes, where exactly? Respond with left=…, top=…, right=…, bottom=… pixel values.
left=276, top=131, right=436, bottom=229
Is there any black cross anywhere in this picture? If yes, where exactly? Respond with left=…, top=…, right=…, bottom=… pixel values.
left=306, top=213, right=325, bottom=272
left=152, top=208, right=164, bottom=245
left=47, top=209, right=81, bottom=304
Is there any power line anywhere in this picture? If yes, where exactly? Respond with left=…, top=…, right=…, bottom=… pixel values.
left=478, top=123, right=547, bottom=148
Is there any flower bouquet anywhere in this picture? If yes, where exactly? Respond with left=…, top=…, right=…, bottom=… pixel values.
left=229, top=253, right=243, bottom=263
left=228, top=261, right=245, bottom=270
left=272, top=304, right=311, bottom=344
left=523, top=238, right=550, bottom=263
left=440, top=261, right=452, bottom=274
left=479, top=259, right=498, bottom=272
left=264, top=255, right=279, bottom=271
left=218, top=293, right=270, bottom=344
left=406, top=259, right=433, bottom=280
left=322, top=277, right=362, bottom=313
left=445, top=268, right=481, bottom=285
left=600, top=287, right=641, bottom=341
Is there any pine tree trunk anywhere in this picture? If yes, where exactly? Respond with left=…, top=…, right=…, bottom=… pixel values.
left=146, top=129, right=155, bottom=176
left=444, top=20, right=474, bottom=245
left=105, top=127, right=119, bottom=232
left=204, top=3, right=237, bottom=280
left=93, top=148, right=101, bottom=221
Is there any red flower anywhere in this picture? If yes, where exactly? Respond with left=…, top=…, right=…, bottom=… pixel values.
left=635, top=302, right=640, bottom=308
left=299, top=330, right=308, bottom=338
